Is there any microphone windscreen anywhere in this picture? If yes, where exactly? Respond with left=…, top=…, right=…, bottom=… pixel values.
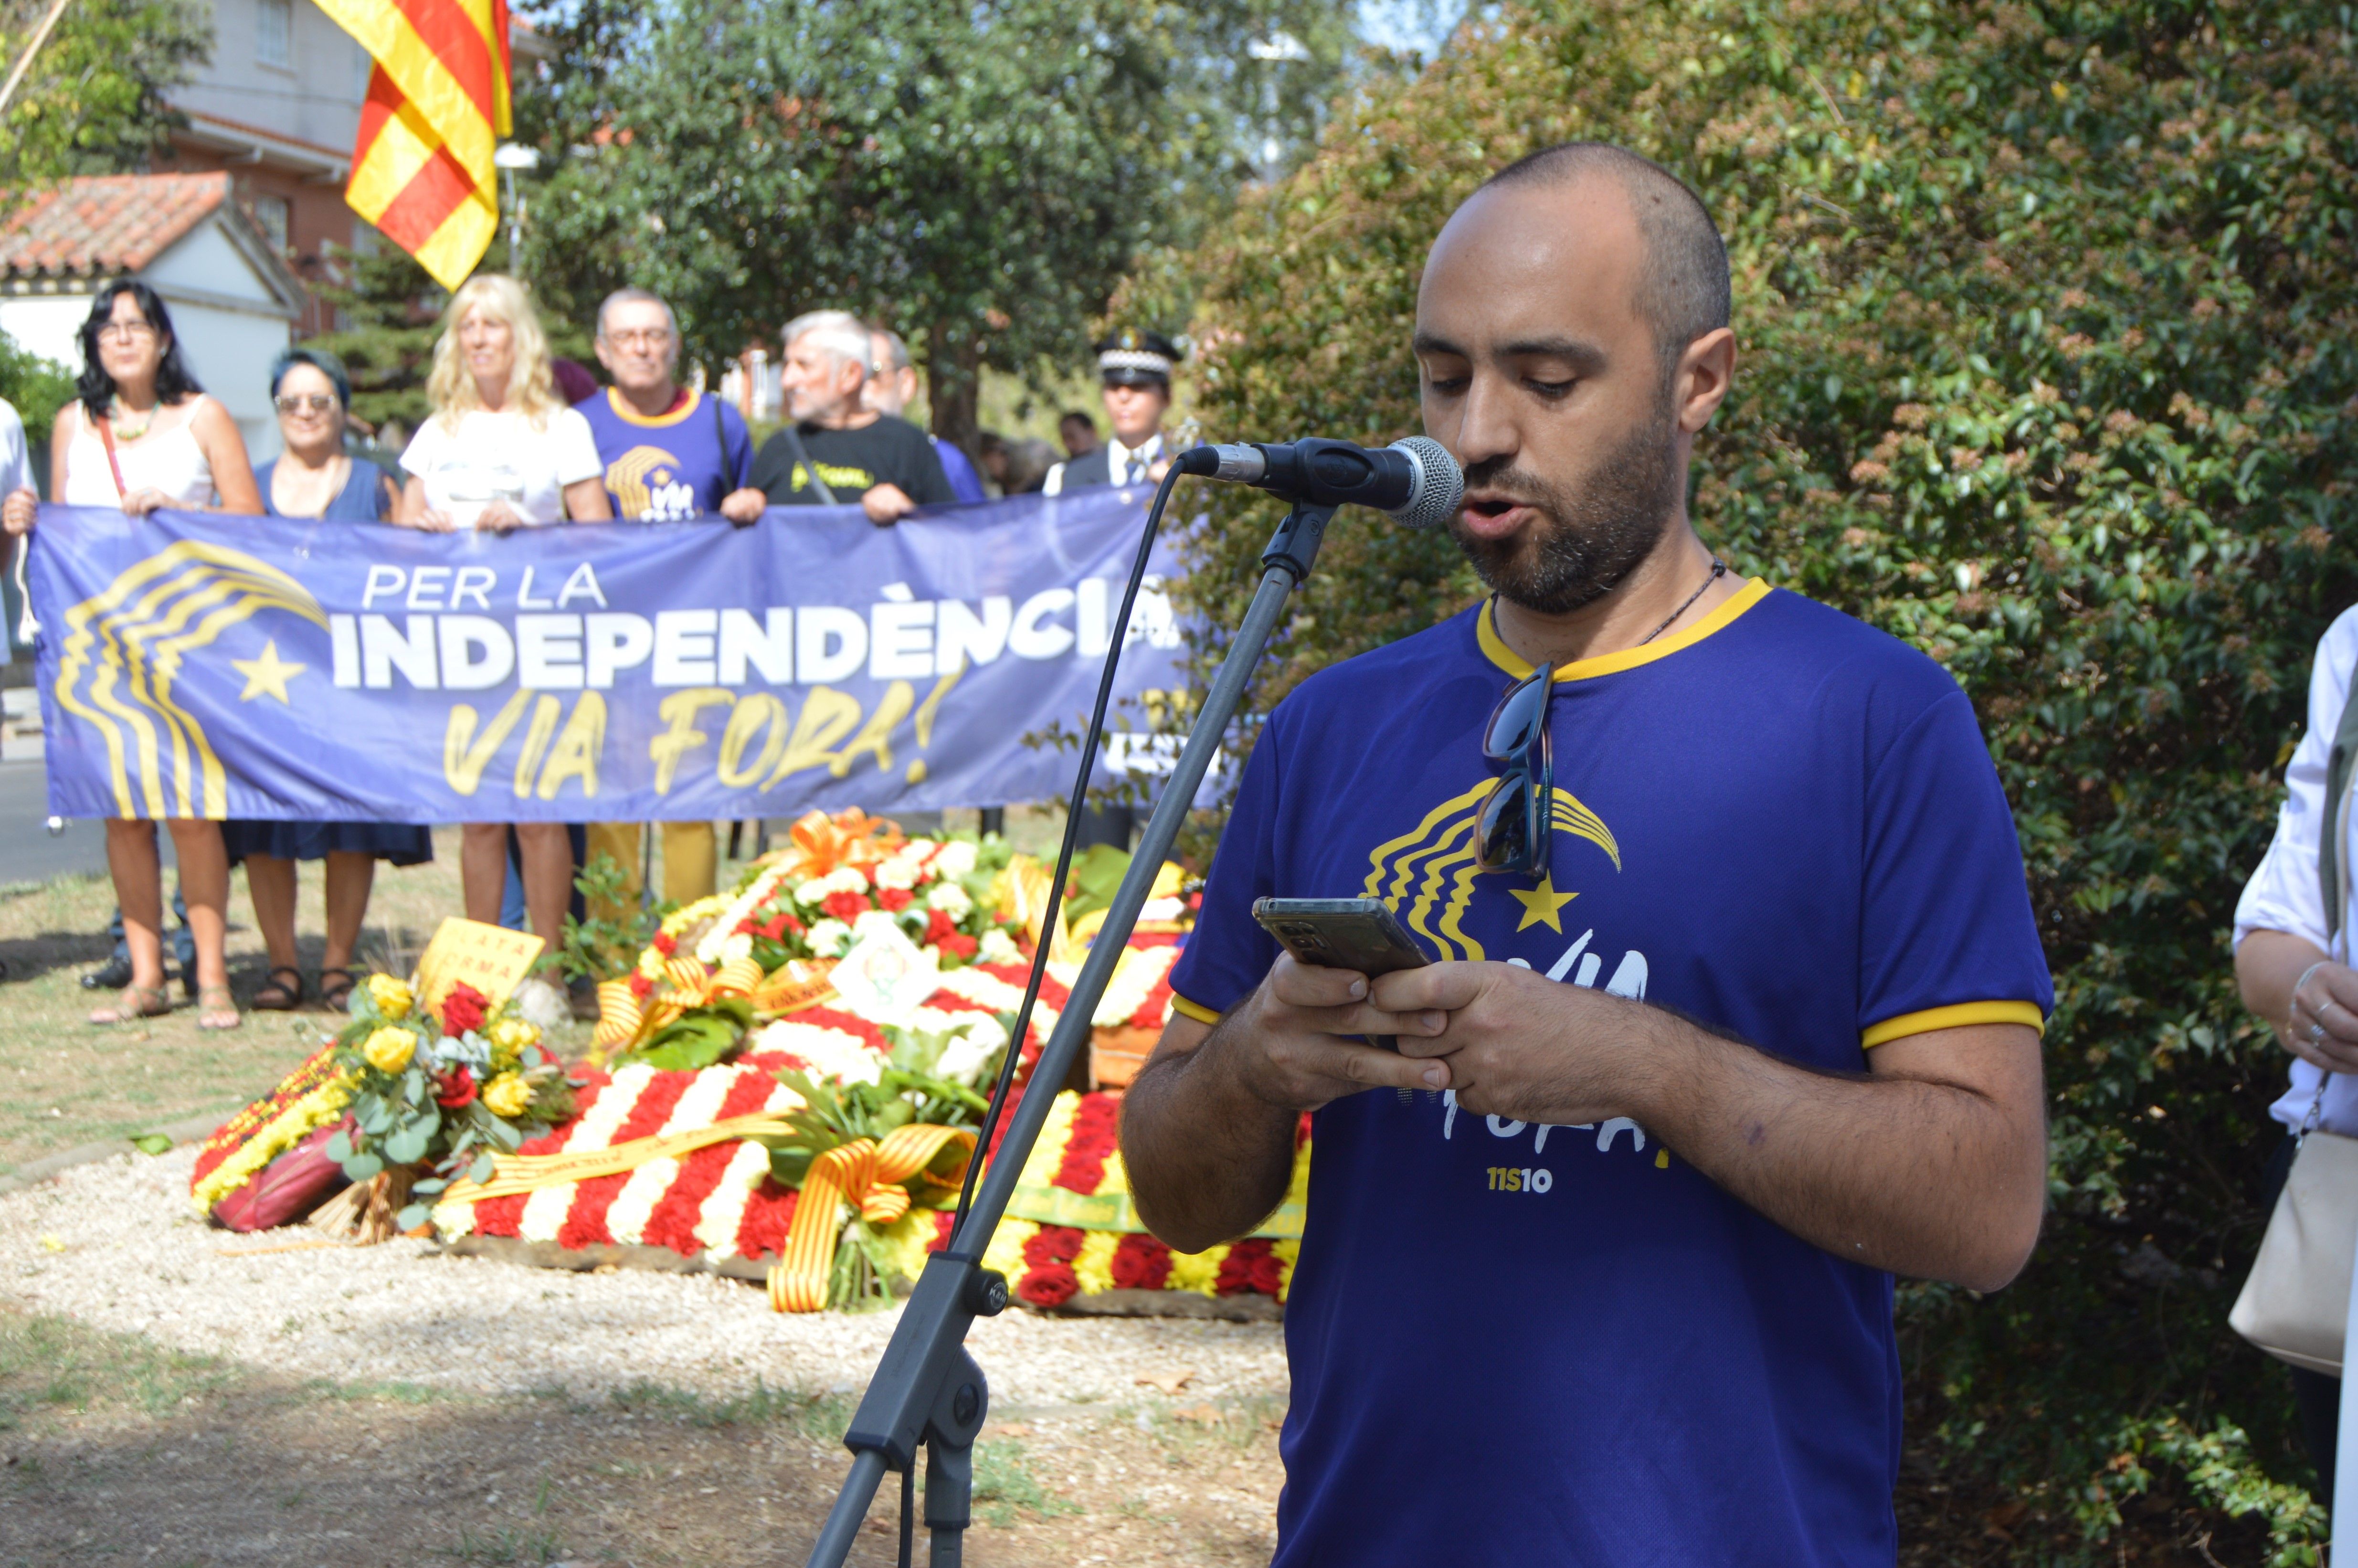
left=1384, top=436, right=1462, bottom=529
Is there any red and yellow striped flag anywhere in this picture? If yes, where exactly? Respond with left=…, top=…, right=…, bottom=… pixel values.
left=315, top=0, right=512, bottom=290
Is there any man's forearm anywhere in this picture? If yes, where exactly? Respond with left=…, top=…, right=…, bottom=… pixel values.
left=1120, top=1023, right=1301, bottom=1254
left=1633, top=1017, right=2046, bottom=1291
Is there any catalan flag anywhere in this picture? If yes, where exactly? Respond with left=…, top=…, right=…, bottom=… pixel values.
left=315, top=0, right=511, bottom=290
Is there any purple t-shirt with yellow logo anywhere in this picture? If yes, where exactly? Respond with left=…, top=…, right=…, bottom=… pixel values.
left=1165, top=581, right=2051, bottom=1567
left=577, top=387, right=753, bottom=521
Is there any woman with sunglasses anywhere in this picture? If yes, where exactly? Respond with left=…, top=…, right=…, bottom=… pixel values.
left=220, top=350, right=431, bottom=1013
left=0, top=280, right=261, bottom=1030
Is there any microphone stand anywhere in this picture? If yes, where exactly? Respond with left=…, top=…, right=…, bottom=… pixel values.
left=802, top=496, right=1339, bottom=1568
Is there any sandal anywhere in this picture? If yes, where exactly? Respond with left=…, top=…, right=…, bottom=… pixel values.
left=317, top=967, right=357, bottom=1013
left=89, top=983, right=171, bottom=1026
left=252, top=966, right=304, bottom=1011
left=196, top=984, right=241, bottom=1031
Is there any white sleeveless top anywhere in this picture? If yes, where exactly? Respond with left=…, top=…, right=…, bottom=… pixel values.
left=60, top=399, right=216, bottom=508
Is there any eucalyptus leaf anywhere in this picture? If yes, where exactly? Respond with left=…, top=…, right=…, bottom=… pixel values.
left=394, top=1202, right=432, bottom=1233
left=342, top=1153, right=383, bottom=1183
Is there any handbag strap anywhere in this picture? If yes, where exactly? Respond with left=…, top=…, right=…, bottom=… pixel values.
left=2320, top=665, right=2358, bottom=942
left=91, top=404, right=129, bottom=501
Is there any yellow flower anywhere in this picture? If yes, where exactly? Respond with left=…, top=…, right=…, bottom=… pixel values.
left=361, top=1026, right=415, bottom=1074
left=489, top=1016, right=539, bottom=1053
left=367, top=974, right=412, bottom=1021
left=481, top=1071, right=533, bottom=1119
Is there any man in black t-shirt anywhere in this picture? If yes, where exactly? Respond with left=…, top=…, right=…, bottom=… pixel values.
left=747, top=310, right=955, bottom=524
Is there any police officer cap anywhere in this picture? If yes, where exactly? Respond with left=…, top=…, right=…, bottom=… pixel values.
left=1096, top=328, right=1182, bottom=387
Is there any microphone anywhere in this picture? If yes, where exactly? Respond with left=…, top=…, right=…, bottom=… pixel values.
left=1174, top=436, right=1463, bottom=529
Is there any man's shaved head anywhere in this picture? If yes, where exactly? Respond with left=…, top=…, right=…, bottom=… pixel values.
left=1481, top=143, right=1729, bottom=381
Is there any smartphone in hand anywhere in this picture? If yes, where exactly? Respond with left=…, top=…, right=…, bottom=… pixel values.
left=1252, top=898, right=1430, bottom=1091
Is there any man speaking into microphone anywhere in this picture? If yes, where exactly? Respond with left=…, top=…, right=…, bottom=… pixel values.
left=1120, top=143, right=2051, bottom=1565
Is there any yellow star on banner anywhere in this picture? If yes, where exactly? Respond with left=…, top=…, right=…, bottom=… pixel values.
left=1509, top=874, right=1578, bottom=932
left=231, top=640, right=306, bottom=704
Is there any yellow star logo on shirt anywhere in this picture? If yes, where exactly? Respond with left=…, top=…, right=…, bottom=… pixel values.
left=1509, top=874, right=1578, bottom=933
left=230, top=640, right=305, bottom=705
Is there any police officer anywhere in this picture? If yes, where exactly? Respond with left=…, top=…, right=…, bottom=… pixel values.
left=1043, top=329, right=1182, bottom=495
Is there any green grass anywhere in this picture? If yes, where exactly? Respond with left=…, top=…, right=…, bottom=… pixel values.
left=607, top=1377, right=855, bottom=1437
left=0, top=1308, right=236, bottom=1428
left=972, top=1439, right=1084, bottom=1527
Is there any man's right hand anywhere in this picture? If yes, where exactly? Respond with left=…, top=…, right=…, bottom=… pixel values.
left=2, top=487, right=36, bottom=536
left=860, top=482, right=915, bottom=525
left=719, top=487, right=767, bottom=526
left=1121, top=953, right=1439, bottom=1253
left=1216, top=952, right=1446, bottom=1111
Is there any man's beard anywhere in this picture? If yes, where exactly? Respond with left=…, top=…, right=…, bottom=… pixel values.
left=1448, top=411, right=1685, bottom=616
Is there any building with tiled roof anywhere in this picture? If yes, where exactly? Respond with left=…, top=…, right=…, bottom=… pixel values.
left=0, top=172, right=307, bottom=456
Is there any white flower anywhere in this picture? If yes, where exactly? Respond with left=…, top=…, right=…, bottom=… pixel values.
left=978, top=928, right=1021, bottom=965
left=851, top=909, right=905, bottom=944
left=826, top=865, right=872, bottom=896
left=718, top=931, right=754, bottom=965
left=753, top=1022, right=885, bottom=1088
left=934, top=1016, right=1007, bottom=1086
left=874, top=856, right=923, bottom=891
left=926, top=881, right=973, bottom=920
left=932, top=841, right=978, bottom=879
left=795, top=879, right=832, bottom=908
left=807, top=918, right=853, bottom=957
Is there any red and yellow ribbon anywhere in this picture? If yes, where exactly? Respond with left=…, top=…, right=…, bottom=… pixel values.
left=437, top=1112, right=799, bottom=1205
left=767, top=1123, right=976, bottom=1312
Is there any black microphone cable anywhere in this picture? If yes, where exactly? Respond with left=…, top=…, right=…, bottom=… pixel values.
left=946, top=461, right=1189, bottom=1244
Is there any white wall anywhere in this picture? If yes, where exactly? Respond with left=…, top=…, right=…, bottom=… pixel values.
left=0, top=216, right=295, bottom=466
left=0, top=296, right=89, bottom=377
left=174, top=0, right=370, bottom=153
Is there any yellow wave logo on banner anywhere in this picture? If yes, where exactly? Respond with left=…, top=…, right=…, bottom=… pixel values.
left=53, top=542, right=326, bottom=819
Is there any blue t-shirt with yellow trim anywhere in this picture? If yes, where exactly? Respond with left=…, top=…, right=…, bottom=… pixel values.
left=1165, top=580, right=2050, bottom=1568
left=578, top=387, right=753, bottom=521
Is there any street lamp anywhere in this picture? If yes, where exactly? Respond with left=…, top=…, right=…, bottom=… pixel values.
left=492, top=142, right=541, bottom=264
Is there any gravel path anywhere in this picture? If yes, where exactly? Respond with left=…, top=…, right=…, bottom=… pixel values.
left=2, top=1146, right=1290, bottom=1411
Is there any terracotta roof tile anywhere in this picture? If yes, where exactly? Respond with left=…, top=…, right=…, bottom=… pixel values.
left=0, top=172, right=230, bottom=279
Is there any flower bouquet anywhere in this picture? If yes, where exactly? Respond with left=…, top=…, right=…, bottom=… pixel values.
left=317, top=973, right=576, bottom=1240
left=594, top=809, right=1024, bottom=1063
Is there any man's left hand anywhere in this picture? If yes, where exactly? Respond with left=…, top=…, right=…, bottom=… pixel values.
left=860, top=482, right=915, bottom=525
left=1375, top=961, right=1671, bottom=1127
left=719, top=487, right=767, bottom=526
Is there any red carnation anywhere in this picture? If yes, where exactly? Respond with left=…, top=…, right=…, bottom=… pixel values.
left=937, top=933, right=978, bottom=961
left=863, top=863, right=882, bottom=888
left=879, top=887, right=913, bottom=912
left=628, top=971, right=654, bottom=998
left=1017, top=1262, right=1078, bottom=1307
left=823, top=890, right=870, bottom=923
left=1022, top=1224, right=1086, bottom=1267
left=736, top=918, right=757, bottom=935
left=924, top=909, right=958, bottom=943
left=1216, top=1238, right=1279, bottom=1296
left=434, top=1067, right=478, bottom=1109
left=440, top=982, right=489, bottom=1036
left=651, top=931, right=677, bottom=956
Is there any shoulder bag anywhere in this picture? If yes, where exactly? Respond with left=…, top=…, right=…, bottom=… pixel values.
left=2230, top=662, right=2358, bottom=1375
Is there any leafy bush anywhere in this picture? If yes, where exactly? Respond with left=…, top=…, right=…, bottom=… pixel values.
left=1170, top=0, right=2358, bottom=1558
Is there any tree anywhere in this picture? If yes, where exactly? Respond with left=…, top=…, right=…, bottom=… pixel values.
left=1171, top=0, right=2358, bottom=1559
left=0, top=0, right=210, bottom=204
left=508, top=0, right=1357, bottom=452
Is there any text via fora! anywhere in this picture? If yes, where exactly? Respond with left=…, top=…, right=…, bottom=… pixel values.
left=1487, top=1166, right=1554, bottom=1194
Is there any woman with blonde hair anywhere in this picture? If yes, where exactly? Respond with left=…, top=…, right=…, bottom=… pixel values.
left=398, top=274, right=610, bottom=965
left=399, top=273, right=611, bottom=531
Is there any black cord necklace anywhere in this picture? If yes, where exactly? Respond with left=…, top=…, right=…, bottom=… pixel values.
left=1638, top=558, right=1727, bottom=645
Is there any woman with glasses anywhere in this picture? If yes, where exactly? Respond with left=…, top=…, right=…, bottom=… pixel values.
left=221, top=349, right=430, bottom=1013
left=397, top=274, right=609, bottom=966
left=0, top=280, right=261, bottom=1030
